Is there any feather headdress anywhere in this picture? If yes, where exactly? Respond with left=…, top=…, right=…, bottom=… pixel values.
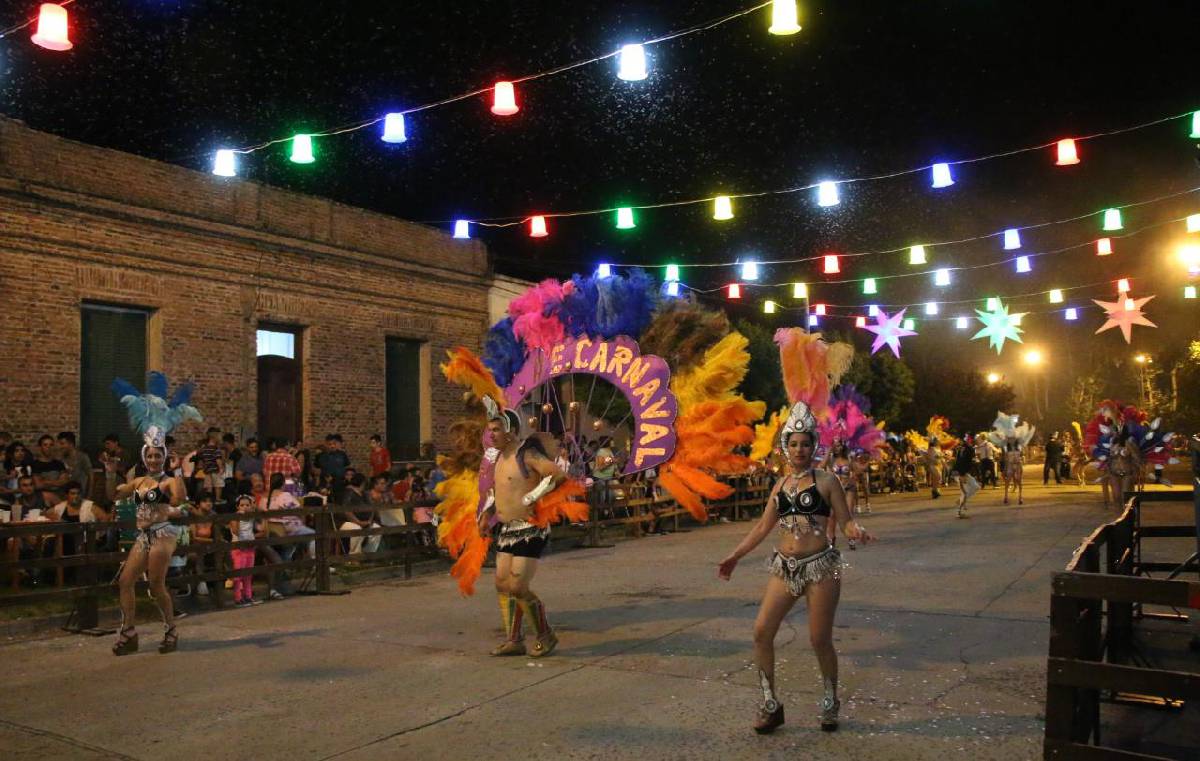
left=111, top=371, right=202, bottom=448
left=774, top=329, right=853, bottom=417
left=987, top=412, right=1035, bottom=448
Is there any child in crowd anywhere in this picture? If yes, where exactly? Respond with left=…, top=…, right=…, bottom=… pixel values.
left=190, top=492, right=215, bottom=596
left=369, top=435, right=391, bottom=478
left=229, top=495, right=261, bottom=606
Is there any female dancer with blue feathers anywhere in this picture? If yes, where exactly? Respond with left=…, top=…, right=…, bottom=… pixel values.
left=109, top=373, right=201, bottom=656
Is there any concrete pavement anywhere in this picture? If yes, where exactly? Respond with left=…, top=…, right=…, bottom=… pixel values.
left=0, top=478, right=1170, bottom=760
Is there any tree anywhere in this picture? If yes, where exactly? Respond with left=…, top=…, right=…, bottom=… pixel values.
left=841, top=350, right=915, bottom=426
left=733, top=319, right=786, bottom=412
left=1066, top=374, right=1104, bottom=425
left=894, top=367, right=1016, bottom=435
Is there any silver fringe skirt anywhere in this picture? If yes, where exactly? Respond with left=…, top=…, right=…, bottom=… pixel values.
left=766, top=546, right=844, bottom=597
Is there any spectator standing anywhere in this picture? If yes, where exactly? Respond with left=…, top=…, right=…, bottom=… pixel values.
left=229, top=495, right=261, bottom=607
left=30, top=434, right=69, bottom=502
left=975, top=436, right=997, bottom=488
left=97, top=434, right=128, bottom=503
left=316, top=434, right=351, bottom=498
left=56, top=432, right=94, bottom=500
left=195, top=428, right=226, bottom=503
left=1044, top=433, right=1064, bottom=486
left=369, top=435, right=392, bottom=479
left=262, top=438, right=302, bottom=491
left=234, top=438, right=264, bottom=493
left=339, top=473, right=381, bottom=554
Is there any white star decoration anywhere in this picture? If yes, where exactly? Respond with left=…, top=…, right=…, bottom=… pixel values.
left=972, top=301, right=1026, bottom=354
left=1093, top=295, right=1156, bottom=344
left=863, top=307, right=917, bottom=358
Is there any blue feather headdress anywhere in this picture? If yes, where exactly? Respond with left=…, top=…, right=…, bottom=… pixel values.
left=111, top=371, right=203, bottom=449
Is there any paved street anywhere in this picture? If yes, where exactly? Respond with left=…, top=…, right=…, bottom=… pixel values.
left=0, top=479, right=1176, bottom=760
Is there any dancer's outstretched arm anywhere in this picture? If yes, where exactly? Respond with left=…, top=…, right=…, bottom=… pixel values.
left=718, top=479, right=783, bottom=580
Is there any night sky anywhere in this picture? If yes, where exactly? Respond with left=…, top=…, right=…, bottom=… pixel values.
left=3, top=0, right=1199, bottom=417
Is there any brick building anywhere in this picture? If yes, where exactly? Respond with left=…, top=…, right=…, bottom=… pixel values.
left=0, top=117, right=491, bottom=465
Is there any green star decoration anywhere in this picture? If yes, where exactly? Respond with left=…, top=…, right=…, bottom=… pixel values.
left=972, top=301, right=1026, bottom=354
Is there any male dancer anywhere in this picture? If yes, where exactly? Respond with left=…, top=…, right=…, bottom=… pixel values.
left=477, top=398, right=566, bottom=657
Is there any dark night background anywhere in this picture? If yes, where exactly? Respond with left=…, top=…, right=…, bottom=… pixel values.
left=3, top=1, right=1199, bottom=430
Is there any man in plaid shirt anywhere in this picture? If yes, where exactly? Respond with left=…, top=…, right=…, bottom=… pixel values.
left=262, top=438, right=302, bottom=489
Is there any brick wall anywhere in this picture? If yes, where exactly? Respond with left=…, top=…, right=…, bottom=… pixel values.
left=0, top=117, right=491, bottom=466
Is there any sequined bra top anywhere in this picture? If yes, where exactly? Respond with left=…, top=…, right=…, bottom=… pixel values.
left=775, top=473, right=831, bottom=539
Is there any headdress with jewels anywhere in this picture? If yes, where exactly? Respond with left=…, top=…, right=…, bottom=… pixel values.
left=111, top=371, right=202, bottom=470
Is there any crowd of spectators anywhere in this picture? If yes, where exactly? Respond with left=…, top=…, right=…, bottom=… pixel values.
left=0, top=428, right=443, bottom=593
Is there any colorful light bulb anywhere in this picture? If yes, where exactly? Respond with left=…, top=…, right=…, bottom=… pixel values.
left=453, top=220, right=470, bottom=239
left=727, top=283, right=741, bottom=299
left=491, top=81, right=519, bottom=115
left=986, top=297, right=1000, bottom=311
left=1103, top=208, right=1123, bottom=231
left=31, top=3, right=72, bottom=51
left=909, top=245, right=927, bottom=265
left=763, top=300, right=777, bottom=315
left=1191, top=111, right=1200, bottom=139
left=665, top=264, right=680, bottom=282
left=1016, top=256, right=1031, bottom=273
left=741, top=261, right=759, bottom=281
left=792, top=282, right=808, bottom=299
left=1117, top=278, right=1130, bottom=293
left=955, top=316, right=969, bottom=329
left=713, top=196, right=734, bottom=221
left=808, top=315, right=819, bottom=327
left=868, top=304, right=880, bottom=317
left=855, top=316, right=867, bottom=328
left=925, top=302, right=939, bottom=315
left=823, top=255, right=840, bottom=274
left=1065, top=308, right=1078, bottom=320
left=1055, top=138, right=1080, bottom=166
left=1097, top=238, right=1113, bottom=256
left=862, top=278, right=877, bottom=295
left=212, top=149, right=236, bottom=177
left=1049, top=289, right=1064, bottom=303
left=816, top=181, right=840, bottom=207
left=1003, top=229, right=1021, bottom=250
left=934, top=268, right=951, bottom=286
left=666, top=281, right=680, bottom=297
left=815, top=303, right=827, bottom=316
left=903, top=318, right=916, bottom=331
left=597, top=263, right=612, bottom=278
left=768, top=0, right=801, bottom=35
left=1185, top=285, right=1197, bottom=299
left=382, top=113, right=407, bottom=143
left=616, top=44, right=648, bottom=81
left=930, top=163, right=954, bottom=188
left=1186, top=214, right=1200, bottom=233
left=529, top=216, right=548, bottom=238
left=290, top=134, right=315, bottom=164
left=616, top=207, right=636, bottom=229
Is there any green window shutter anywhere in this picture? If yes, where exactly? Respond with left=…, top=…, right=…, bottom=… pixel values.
left=81, top=306, right=147, bottom=457
left=385, top=338, right=423, bottom=460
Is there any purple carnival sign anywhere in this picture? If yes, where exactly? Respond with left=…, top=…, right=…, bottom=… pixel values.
left=504, top=335, right=678, bottom=475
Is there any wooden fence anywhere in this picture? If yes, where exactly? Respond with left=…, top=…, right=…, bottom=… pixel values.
left=1043, top=490, right=1200, bottom=759
left=1, top=474, right=774, bottom=632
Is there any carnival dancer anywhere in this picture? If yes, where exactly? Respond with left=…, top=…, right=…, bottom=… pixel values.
left=719, top=402, right=873, bottom=734
left=477, top=397, right=567, bottom=658
left=1105, top=431, right=1139, bottom=509
left=109, top=373, right=201, bottom=656
left=987, top=413, right=1034, bottom=507
left=825, top=440, right=858, bottom=551
left=950, top=437, right=979, bottom=518
left=924, top=438, right=943, bottom=499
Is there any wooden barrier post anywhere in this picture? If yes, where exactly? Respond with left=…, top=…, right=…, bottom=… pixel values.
left=315, top=502, right=331, bottom=593
left=75, top=524, right=100, bottom=631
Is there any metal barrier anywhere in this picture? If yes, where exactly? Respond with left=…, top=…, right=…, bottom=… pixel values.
left=1043, top=490, right=1200, bottom=759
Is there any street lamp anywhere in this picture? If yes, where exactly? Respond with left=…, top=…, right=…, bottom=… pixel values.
left=986, top=372, right=1001, bottom=385
left=1023, top=349, right=1044, bottom=367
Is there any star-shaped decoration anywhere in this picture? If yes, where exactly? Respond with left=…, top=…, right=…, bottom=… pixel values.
left=972, top=301, right=1026, bottom=354
left=1093, top=295, right=1156, bottom=344
left=863, top=307, right=917, bottom=358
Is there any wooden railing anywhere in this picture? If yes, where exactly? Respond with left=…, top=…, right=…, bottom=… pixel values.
left=1, top=474, right=774, bottom=631
left=1043, top=490, right=1200, bottom=759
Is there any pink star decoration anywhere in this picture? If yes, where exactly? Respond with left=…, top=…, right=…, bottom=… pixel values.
left=1093, top=294, right=1157, bottom=344
left=863, top=307, right=917, bottom=358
